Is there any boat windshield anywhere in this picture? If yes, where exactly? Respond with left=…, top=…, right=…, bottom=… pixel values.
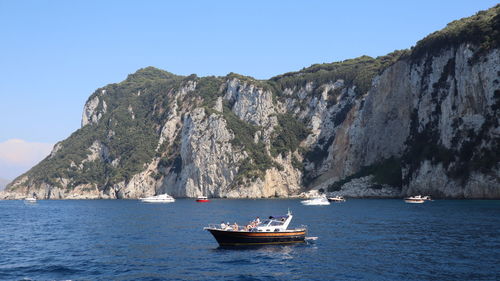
left=261, top=218, right=286, bottom=226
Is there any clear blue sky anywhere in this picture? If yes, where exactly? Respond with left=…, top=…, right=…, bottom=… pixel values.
left=0, top=0, right=498, bottom=144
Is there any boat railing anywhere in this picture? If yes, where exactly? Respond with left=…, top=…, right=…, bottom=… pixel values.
left=206, top=223, right=308, bottom=233
left=208, top=224, right=281, bottom=232
left=206, top=224, right=244, bottom=231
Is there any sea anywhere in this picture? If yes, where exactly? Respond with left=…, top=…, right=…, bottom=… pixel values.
left=0, top=199, right=499, bottom=281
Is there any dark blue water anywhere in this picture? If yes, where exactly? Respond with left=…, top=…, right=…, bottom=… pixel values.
left=1, top=199, right=499, bottom=280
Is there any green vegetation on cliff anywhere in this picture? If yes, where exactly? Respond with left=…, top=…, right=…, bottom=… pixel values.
left=270, top=113, right=310, bottom=157
left=411, top=4, right=499, bottom=61
left=268, top=4, right=500, bottom=101
left=11, top=67, right=183, bottom=189
left=220, top=106, right=274, bottom=183
left=7, top=5, right=499, bottom=196
left=271, top=51, right=407, bottom=97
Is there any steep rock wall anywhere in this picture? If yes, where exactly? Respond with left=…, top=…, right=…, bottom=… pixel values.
left=3, top=6, right=499, bottom=199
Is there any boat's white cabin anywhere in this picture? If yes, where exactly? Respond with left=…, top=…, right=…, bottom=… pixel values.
left=254, top=212, right=293, bottom=232
left=206, top=210, right=304, bottom=233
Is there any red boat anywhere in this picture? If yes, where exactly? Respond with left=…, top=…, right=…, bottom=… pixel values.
left=196, top=196, right=210, bottom=202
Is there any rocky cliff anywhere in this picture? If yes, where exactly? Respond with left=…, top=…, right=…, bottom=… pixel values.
left=2, top=5, right=499, bottom=199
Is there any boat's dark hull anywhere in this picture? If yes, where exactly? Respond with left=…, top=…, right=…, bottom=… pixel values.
left=206, top=229, right=306, bottom=246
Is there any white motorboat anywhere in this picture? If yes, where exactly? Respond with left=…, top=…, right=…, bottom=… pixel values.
left=139, top=194, right=175, bottom=203
left=196, top=196, right=210, bottom=202
left=327, top=196, right=346, bottom=202
left=24, top=197, right=37, bottom=203
left=301, top=195, right=330, bottom=206
left=404, top=195, right=430, bottom=204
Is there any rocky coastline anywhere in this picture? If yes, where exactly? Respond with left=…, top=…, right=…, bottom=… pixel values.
left=3, top=6, right=499, bottom=200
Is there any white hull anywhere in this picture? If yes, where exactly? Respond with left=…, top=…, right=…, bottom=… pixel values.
left=302, top=202, right=330, bottom=206
left=301, top=197, right=330, bottom=206
left=405, top=200, right=425, bottom=204
left=328, top=197, right=346, bottom=202
left=139, top=199, right=175, bottom=203
left=405, top=195, right=430, bottom=204
left=139, top=194, right=175, bottom=203
left=24, top=198, right=37, bottom=203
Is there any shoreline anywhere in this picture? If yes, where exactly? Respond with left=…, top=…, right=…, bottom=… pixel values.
left=1, top=196, right=499, bottom=200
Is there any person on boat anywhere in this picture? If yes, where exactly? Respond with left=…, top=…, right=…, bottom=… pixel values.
left=255, top=217, right=260, bottom=225
left=249, top=221, right=255, bottom=228
left=232, top=223, right=238, bottom=231
left=220, top=222, right=226, bottom=229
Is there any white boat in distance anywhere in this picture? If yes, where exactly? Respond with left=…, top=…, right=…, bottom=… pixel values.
left=327, top=196, right=346, bottom=202
left=139, top=194, right=175, bottom=203
left=196, top=196, right=210, bottom=202
left=404, top=195, right=431, bottom=204
left=301, top=195, right=330, bottom=206
left=24, top=197, right=37, bottom=203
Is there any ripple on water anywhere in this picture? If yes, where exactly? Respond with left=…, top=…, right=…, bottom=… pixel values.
left=0, top=199, right=499, bottom=280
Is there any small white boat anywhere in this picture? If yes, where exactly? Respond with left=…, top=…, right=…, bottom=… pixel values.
left=404, top=195, right=428, bottom=204
left=24, top=197, right=37, bottom=203
left=301, top=195, right=330, bottom=206
left=327, top=196, right=346, bottom=202
left=196, top=196, right=210, bottom=202
left=139, top=194, right=175, bottom=203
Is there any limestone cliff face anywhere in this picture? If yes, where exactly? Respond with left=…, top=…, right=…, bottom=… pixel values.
left=82, top=90, right=107, bottom=127
left=158, top=78, right=302, bottom=198
left=164, top=107, right=243, bottom=197
left=305, top=45, right=499, bottom=198
left=401, top=45, right=499, bottom=198
left=3, top=6, right=499, bottom=199
left=224, top=78, right=277, bottom=127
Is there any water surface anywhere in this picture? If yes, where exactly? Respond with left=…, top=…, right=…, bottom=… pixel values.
left=0, top=199, right=499, bottom=280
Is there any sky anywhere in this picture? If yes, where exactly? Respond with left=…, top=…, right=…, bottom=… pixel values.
left=0, top=0, right=497, bottom=180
